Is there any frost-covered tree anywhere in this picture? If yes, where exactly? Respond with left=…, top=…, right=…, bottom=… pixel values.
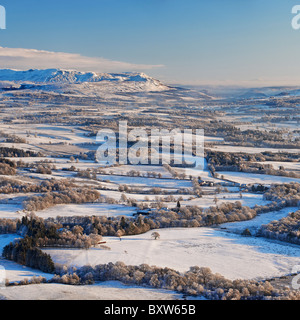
left=151, top=232, right=160, bottom=240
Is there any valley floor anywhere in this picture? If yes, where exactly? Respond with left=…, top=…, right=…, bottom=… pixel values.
left=0, top=80, right=300, bottom=299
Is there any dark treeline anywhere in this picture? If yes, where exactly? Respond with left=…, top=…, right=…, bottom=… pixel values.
left=49, top=215, right=155, bottom=238
left=0, top=158, right=16, bottom=167
left=0, top=163, right=16, bottom=175
left=2, top=236, right=55, bottom=273
left=17, top=214, right=102, bottom=249
left=0, top=177, right=76, bottom=194
left=207, top=125, right=300, bottom=149
left=206, top=150, right=300, bottom=178
left=0, top=157, right=18, bottom=175
left=0, top=147, right=41, bottom=158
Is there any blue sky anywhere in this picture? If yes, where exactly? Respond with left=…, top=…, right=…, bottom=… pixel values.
left=0, top=0, right=299, bottom=86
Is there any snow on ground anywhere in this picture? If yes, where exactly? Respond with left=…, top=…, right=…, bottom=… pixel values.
left=0, top=235, right=203, bottom=300
left=132, top=192, right=269, bottom=210
left=254, top=161, right=300, bottom=172
left=7, top=156, right=101, bottom=171
left=0, top=281, right=200, bottom=300
left=99, top=189, right=191, bottom=202
left=209, top=146, right=300, bottom=154
left=0, top=234, right=19, bottom=251
left=179, top=192, right=269, bottom=209
left=0, top=258, right=53, bottom=284
left=33, top=203, right=137, bottom=219
left=44, top=228, right=300, bottom=281
left=220, top=207, right=300, bottom=235
left=216, top=171, right=300, bottom=185
left=0, top=69, right=170, bottom=94
left=0, top=204, right=24, bottom=219
left=236, top=122, right=300, bottom=132
left=99, top=164, right=173, bottom=179
left=98, top=190, right=267, bottom=209
left=97, top=174, right=193, bottom=189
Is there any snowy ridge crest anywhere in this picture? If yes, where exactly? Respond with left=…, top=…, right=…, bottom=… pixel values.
left=0, top=68, right=171, bottom=95
left=0, top=68, right=160, bottom=85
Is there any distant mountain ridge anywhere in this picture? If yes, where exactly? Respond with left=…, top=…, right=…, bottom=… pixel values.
left=0, top=68, right=173, bottom=95
left=1, top=69, right=299, bottom=99
left=0, top=68, right=161, bottom=84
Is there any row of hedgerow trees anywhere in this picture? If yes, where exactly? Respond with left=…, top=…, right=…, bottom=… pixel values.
left=2, top=236, right=55, bottom=273
left=259, top=210, right=300, bottom=245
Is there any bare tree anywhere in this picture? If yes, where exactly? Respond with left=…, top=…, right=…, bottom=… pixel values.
left=151, top=232, right=160, bottom=240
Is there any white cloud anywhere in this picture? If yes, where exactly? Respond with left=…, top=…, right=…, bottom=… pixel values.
left=0, top=47, right=164, bottom=72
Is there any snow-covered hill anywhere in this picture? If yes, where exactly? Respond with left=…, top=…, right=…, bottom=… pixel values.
left=0, top=68, right=161, bottom=85
left=0, top=68, right=172, bottom=96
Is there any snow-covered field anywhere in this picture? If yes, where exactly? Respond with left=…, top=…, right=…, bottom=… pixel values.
left=6, top=156, right=101, bottom=171
left=180, top=192, right=269, bottom=209
left=209, top=146, right=300, bottom=154
left=98, top=191, right=268, bottom=209
left=0, top=204, right=24, bottom=219
left=99, top=164, right=173, bottom=179
left=216, top=171, right=300, bottom=185
left=254, top=161, right=300, bottom=172
left=99, top=189, right=191, bottom=202
left=0, top=67, right=300, bottom=300
left=33, top=203, right=137, bottom=218
left=0, top=234, right=202, bottom=300
left=97, top=174, right=193, bottom=189
left=0, top=281, right=198, bottom=300
left=44, top=228, right=300, bottom=281
left=0, top=124, right=94, bottom=146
